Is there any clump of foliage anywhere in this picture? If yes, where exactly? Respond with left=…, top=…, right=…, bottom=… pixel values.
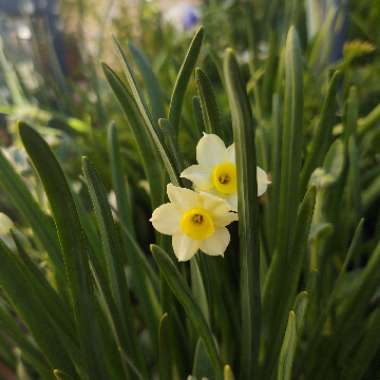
left=0, top=2, right=379, bottom=380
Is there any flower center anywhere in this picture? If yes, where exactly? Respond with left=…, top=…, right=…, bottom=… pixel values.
left=211, top=162, right=237, bottom=195
left=180, top=207, right=215, bottom=240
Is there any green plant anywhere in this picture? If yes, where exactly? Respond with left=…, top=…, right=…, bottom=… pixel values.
left=0, top=20, right=379, bottom=380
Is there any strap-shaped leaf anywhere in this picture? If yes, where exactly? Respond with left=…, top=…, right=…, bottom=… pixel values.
left=158, top=313, right=171, bottom=380
left=82, top=157, right=146, bottom=375
left=0, top=149, right=62, bottom=280
left=19, top=122, right=104, bottom=380
left=300, top=71, right=341, bottom=191
left=128, top=42, right=166, bottom=122
left=168, top=27, right=204, bottom=132
left=276, top=26, right=303, bottom=258
left=0, top=302, right=53, bottom=379
left=102, top=63, right=166, bottom=207
left=105, top=45, right=180, bottom=186
left=277, top=311, right=297, bottom=380
left=223, top=48, right=260, bottom=380
left=224, top=365, right=236, bottom=380
left=107, top=123, right=135, bottom=235
left=195, top=67, right=220, bottom=134
left=0, top=241, right=76, bottom=377
left=151, top=245, right=223, bottom=379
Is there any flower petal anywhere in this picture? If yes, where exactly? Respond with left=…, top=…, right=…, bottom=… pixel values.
left=226, top=194, right=238, bottom=213
left=196, top=133, right=228, bottom=167
left=172, top=233, right=200, bottom=261
left=226, top=143, right=235, bottom=163
left=150, top=203, right=182, bottom=235
left=200, top=227, right=230, bottom=257
left=167, top=183, right=199, bottom=210
left=257, top=166, right=270, bottom=196
left=199, top=191, right=237, bottom=226
left=180, top=164, right=212, bottom=191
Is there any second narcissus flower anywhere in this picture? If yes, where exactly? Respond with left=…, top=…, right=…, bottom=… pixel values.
left=150, top=184, right=238, bottom=261
left=180, top=133, right=270, bottom=211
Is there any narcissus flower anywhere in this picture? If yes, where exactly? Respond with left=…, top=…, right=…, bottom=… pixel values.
left=150, top=184, right=238, bottom=261
left=180, top=133, right=270, bottom=211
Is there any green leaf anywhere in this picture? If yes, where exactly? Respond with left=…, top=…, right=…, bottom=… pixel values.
left=128, top=42, right=166, bottom=122
left=102, top=63, right=166, bottom=207
left=342, top=307, right=380, bottom=380
left=190, top=259, right=210, bottom=325
left=0, top=148, right=62, bottom=284
left=168, top=27, right=204, bottom=132
left=276, top=26, right=303, bottom=258
left=19, top=122, right=104, bottom=380
left=223, top=48, right=260, bottom=380
left=195, top=67, right=220, bottom=134
left=277, top=311, right=297, bottom=380
left=223, top=365, right=236, bottom=380
left=192, top=96, right=205, bottom=139
left=300, top=71, right=341, bottom=191
left=151, top=245, right=222, bottom=379
left=82, top=157, right=146, bottom=375
left=192, top=338, right=214, bottom=380
left=106, top=44, right=181, bottom=186
left=293, top=291, right=308, bottom=338
left=0, top=241, right=76, bottom=377
left=107, top=123, right=135, bottom=236
left=158, top=313, right=172, bottom=380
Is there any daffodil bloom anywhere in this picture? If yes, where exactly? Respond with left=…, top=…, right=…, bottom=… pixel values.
left=150, top=184, right=238, bottom=261
left=180, top=133, right=271, bottom=211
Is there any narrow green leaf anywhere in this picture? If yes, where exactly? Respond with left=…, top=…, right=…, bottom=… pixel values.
left=276, top=26, right=303, bottom=258
left=151, top=244, right=223, bottom=379
left=0, top=302, right=53, bottom=379
left=300, top=71, right=341, bottom=191
left=53, top=369, right=76, bottom=380
left=343, top=307, right=380, bottom=380
left=168, top=27, right=204, bottom=132
left=293, top=291, right=308, bottom=338
left=105, top=48, right=180, bottom=186
left=158, top=313, right=172, bottom=380
left=195, top=67, right=220, bottom=134
left=223, top=48, right=260, bottom=380
left=128, top=42, right=166, bottom=121
left=107, top=123, right=135, bottom=236
left=0, top=149, right=62, bottom=282
left=82, top=157, right=146, bottom=375
left=192, top=96, right=205, bottom=139
left=277, top=311, right=297, bottom=380
left=0, top=241, right=76, bottom=377
left=192, top=338, right=214, bottom=380
left=102, top=63, right=166, bottom=207
left=19, top=123, right=104, bottom=380
left=223, top=365, right=236, bottom=380
left=191, top=259, right=210, bottom=325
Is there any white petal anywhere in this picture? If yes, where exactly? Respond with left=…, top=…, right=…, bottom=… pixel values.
left=166, top=183, right=199, bottom=210
left=226, top=194, right=238, bottom=213
left=257, top=166, right=270, bottom=196
left=172, top=233, right=200, bottom=261
left=199, top=191, right=237, bottom=226
left=226, top=143, right=236, bottom=163
left=150, top=203, right=182, bottom=235
left=196, top=133, right=228, bottom=167
left=200, top=227, right=230, bottom=257
left=180, top=164, right=212, bottom=191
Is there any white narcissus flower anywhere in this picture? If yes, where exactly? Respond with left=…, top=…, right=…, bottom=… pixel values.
left=150, top=184, right=238, bottom=262
left=180, top=133, right=271, bottom=211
